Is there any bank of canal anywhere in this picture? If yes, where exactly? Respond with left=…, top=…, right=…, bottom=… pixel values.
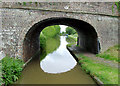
left=15, top=36, right=96, bottom=84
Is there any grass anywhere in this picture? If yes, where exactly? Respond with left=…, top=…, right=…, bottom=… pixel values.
left=96, top=45, right=120, bottom=63
left=78, top=54, right=118, bottom=84
left=0, top=62, right=2, bottom=86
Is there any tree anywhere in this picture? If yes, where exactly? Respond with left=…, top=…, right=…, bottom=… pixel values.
left=66, top=27, right=76, bottom=35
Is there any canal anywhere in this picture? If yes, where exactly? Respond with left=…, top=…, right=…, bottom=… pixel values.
left=15, top=36, right=96, bottom=84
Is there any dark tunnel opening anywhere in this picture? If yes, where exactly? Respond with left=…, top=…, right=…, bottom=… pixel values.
left=23, top=17, right=100, bottom=62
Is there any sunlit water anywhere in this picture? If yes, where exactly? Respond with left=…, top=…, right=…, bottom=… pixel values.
left=40, top=36, right=77, bottom=74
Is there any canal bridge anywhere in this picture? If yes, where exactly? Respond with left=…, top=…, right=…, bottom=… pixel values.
left=0, top=2, right=119, bottom=62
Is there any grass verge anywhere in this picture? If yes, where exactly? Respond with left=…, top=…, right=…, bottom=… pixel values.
left=96, top=45, right=120, bottom=63
left=78, top=54, right=118, bottom=84
left=0, top=61, right=2, bottom=86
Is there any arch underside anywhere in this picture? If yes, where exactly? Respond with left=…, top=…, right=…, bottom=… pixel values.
left=23, top=17, right=99, bottom=62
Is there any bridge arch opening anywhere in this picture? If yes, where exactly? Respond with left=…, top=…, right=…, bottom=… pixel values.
left=23, top=17, right=100, bottom=62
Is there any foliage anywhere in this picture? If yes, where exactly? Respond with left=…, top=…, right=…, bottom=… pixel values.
left=66, top=35, right=77, bottom=43
left=78, top=54, right=118, bottom=84
left=42, top=25, right=60, bottom=38
left=40, top=36, right=60, bottom=61
left=54, top=25, right=61, bottom=35
left=23, top=2, right=27, bottom=6
left=66, top=34, right=78, bottom=47
left=40, top=32, right=46, bottom=51
left=40, top=25, right=60, bottom=53
left=0, top=62, right=3, bottom=86
left=96, top=45, right=120, bottom=62
left=112, top=1, right=120, bottom=14
left=72, top=34, right=78, bottom=38
left=60, top=32, right=66, bottom=36
left=39, top=51, right=47, bottom=62
left=1, top=56, right=24, bottom=85
left=35, top=2, right=38, bottom=6
left=66, top=27, right=76, bottom=35
left=39, top=25, right=61, bottom=61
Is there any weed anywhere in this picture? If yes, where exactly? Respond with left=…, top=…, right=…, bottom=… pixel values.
left=1, top=56, right=24, bottom=85
left=23, top=2, right=27, bottom=6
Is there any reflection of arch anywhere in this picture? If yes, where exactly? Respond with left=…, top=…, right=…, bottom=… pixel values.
left=23, top=17, right=100, bottom=62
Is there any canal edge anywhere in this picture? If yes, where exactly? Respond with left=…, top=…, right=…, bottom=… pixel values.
left=66, top=46, right=104, bottom=86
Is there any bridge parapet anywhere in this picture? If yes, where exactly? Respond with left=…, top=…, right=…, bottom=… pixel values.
left=1, top=2, right=119, bottom=17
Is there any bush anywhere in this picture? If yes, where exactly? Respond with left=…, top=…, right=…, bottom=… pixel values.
left=1, top=56, right=24, bottom=85
left=66, top=27, right=76, bottom=35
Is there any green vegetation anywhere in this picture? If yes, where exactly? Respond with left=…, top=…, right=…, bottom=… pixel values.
left=66, top=35, right=77, bottom=47
left=66, top=27, right=76, bottom=35
left=39, top=51, right=47, bottom=62
left=76, top=45, right=119, bottom=84
left=40, top=32, right=46, bottom=50
left=35, top=2, right=38, bottom=6
left=40, top=25, right=61, bottom=61
left=66, top=35, right=77, bottom=43
left=0, top=62, right=2, bottom=86
left=78, top=54, right=118, bottom=84
left=42, top=25, right=60, bottom=38
left=60, top=32, right=66, bottom=36
left=23, top=2, right=27, bottom=6
left=40, top=25, right=60, bottom=52
left=65, top=27, right=78, bottom=48
left=1, top=56, right=24, bottom=85
left=54, top=25, right=61, bottom=34
left=112, top=2, right=120, bottom=13
left=66, top=43, right=75, bottom=47
left=45, top=36, right=60, bottom=54
left=96, top=45, right=120, bottom=62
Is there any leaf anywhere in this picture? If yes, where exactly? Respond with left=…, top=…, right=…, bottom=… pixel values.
left=112, top=4, right=114, bottom=13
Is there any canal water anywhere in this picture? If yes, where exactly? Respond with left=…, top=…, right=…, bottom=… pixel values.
left=15, top=36, right=96, bottom=84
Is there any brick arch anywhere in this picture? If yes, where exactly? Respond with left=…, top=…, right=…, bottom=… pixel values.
left=23, top=17, right=100, bottom=62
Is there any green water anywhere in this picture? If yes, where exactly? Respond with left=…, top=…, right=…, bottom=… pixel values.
left=15, top=36, right=96, bottom=84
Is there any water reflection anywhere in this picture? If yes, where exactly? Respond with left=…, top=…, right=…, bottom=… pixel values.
left=40, top=36, right=77, bottom=74
left=15, top=35, right=96, bottom=84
